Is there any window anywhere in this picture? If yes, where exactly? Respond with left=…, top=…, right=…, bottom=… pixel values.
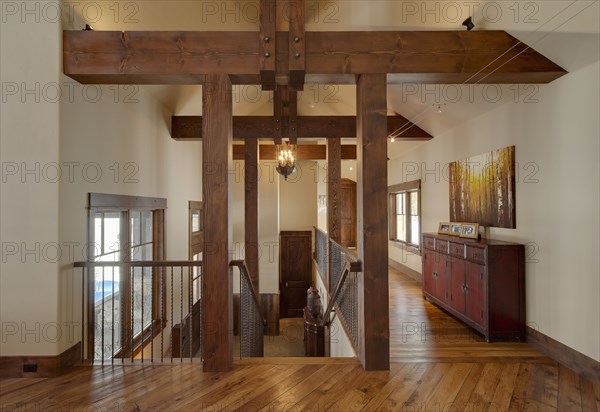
left=389, top=180, right=421, bottom=250
left=189, top=201, right=203, bottom=304
left=88, top=193, right=166, bottom=359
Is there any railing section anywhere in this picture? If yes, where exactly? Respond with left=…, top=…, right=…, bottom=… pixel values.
left=74, top=260, right=203, bottom=364
left=327, top=240, right=361, bottom=350
left=314, top=227, right=328, bottom=285
left=230, top=260, right=265, bottom=358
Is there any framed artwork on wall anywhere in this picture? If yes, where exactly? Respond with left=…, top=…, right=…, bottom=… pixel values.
left=449, top=145, right=516, bottom=228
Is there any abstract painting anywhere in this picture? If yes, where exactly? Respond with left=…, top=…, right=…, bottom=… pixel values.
left=449, top=146, right=516, bottom=228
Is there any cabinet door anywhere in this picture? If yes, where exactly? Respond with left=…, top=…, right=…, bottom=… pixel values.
left=434, top=252, right=448, bottom=302
left=465, top=261, right=485, bottom=326
left=449, top=257, right=466, bottom=313
left=422, top=250, right=435, bottom=296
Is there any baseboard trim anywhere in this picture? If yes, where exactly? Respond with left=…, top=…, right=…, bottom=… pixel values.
left=389, top=259, right=422, bottom=283
left=526, top=326, right=599, bottom=382
left=0, top=341, right=82, bottom=379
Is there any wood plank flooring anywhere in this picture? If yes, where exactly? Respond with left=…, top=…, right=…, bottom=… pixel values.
left=1, top=268, right=598, bottom=411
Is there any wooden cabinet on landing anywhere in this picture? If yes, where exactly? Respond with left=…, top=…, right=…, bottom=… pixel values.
left=422, top=233, right=525, bottom=342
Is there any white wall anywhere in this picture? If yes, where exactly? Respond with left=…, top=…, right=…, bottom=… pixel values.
left=388, top=60, right=600, bottom=361
left=279, top=161, right=318, bottom=231
left=0, top=12, right=203, bottom=356
left=0, top=13, right=62, bottom=356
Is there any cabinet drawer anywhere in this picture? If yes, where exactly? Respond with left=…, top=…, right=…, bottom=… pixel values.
left=466, top=246, right=486, bottom=263
left=449, top=242, right=465, bottom=258
left=435, top=239, right=449, bottom=253
left=423, top=236, right=435, bottom=250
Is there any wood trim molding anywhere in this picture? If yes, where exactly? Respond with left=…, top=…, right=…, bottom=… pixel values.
left=526, top=326, right=600, bottom=383
left=0, top=342, right=82, bottom=379
left=89, top=193, right=167, bottom=210
left=388, top=179, right=421, bottom=193
left=389, top=259, right=422, bottom=283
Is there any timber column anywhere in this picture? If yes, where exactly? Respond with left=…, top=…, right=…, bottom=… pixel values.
left=202, top=74, right=233, bottom=372
left=356, top=74, right=390, bottom=371
left=327, top=138, right=342, bottom=243
left=245, top=137, right=260, bottom=291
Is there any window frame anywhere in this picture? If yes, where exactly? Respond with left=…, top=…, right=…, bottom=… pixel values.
left=388, top=180, right=422, bottom=255
left=87, top=193, right=167, bottom=360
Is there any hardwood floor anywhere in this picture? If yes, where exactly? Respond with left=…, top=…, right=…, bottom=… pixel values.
left=1, top=268, right=599, bottom=411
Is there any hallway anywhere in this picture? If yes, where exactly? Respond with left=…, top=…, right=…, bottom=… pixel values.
left=1, top=268, right=598, bottom=411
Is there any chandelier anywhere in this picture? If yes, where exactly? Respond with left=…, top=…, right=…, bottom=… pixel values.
left=276, top=141, right=297, bottom=180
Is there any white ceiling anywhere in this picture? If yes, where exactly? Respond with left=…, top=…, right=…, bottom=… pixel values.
left=70, top=1, right=600, bottom=157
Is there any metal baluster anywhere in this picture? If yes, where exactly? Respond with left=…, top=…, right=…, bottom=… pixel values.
left=180, top=266, right=183, bottom=363
left=170, top=267, right=173, bottom=363
left=151, top=268, right=154, bottom=362
left=189, top=267, right=193, bottom=362
left=160, top=266, right=164, bottom=363
left=141, top=267, right=144, bottom=363
left=131, top=265, right=134, bottom=363
left=111, top=265, right=115, bottom=364
left=81, top=268, right=85, bottom=363
left=101, top=268, right=105, bottom=365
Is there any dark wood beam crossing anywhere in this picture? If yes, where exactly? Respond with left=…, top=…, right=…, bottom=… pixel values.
left=232, top=144, right=356, bottom=161
left=63, top=31, right=567, bottom=85
left=356, top=74, right=390, bottom=371
left=327, top=138, right=342, bottom=243
left=244, top=137, right=260, bottom=291
left=172, top=115, right=432, bottom=141
left=201, top=73, right=233, bottom=372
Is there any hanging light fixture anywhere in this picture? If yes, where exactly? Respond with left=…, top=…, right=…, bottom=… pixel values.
left=276, top=141, right=297, bottom=180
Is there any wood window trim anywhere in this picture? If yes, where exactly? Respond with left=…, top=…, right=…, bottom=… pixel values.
left=189, top=201, right=204, bottom=258
left=388, top=180, right=422, bottom=255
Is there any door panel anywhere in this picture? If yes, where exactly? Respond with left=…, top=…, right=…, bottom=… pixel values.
left=434, top=252, right=448, bottom=302
left=280, top=231, right=312, bottom=318
left=466, top=261, right=485, bottom=326
left=423, top=250, right=435, bottom=296
left=450, top=257, right=466, bottom=313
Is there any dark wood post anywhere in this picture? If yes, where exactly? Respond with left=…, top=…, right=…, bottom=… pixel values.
left=327, top=137, right=342, bottom=243
left=202, top=73, right=233, bottom=372
left=245, top=137, right=260, bottom=291
left=356, top=74, right=390, bottom=371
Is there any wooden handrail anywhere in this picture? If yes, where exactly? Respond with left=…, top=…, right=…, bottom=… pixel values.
left=328, top=238, right=362, bottom=271
left=323, top=261, right=351, bottom=327
left=74, top=260, right=202, bottom=268
left=229, top=260, right=266, bottom=326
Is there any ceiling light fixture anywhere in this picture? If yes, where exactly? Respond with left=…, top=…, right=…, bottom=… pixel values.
left=462, top=17, right=475, bottom=31
left=276, top=141, right=297, bottom=180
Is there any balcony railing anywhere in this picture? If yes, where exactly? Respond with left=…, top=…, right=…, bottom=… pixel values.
left=230, top=260, right=265, bottom=358
left=74, top=260, right=203, bottom=364
left=312, top=228, right=362, bottom=353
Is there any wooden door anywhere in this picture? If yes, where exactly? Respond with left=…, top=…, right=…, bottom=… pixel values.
left=340, top=179, right=357, bottom=248
left=449, top=257, right=466, bottom=313
left=280, top=231, right=312, bottom=318
left=465, top=261, right=485, bottom=327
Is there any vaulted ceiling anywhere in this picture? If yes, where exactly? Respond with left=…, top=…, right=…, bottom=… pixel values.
left=63, top=0, right=600, bottom=158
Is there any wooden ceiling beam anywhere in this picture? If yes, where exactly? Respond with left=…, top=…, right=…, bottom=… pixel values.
left=171, top=115, right=432, bottom=140
left=287, top=0, right=305, bottom=91
left=259, top=0, right=276, bottom=90
left=232, top=144, right=357, bottom=160
left=63, top=31, right=567, bottom=85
